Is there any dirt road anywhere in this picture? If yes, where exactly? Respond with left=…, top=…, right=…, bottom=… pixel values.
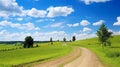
left=33, top=47, right=104, bottom=67
left=64, top=47, right=104, bottom=67
left=33, top=47, right=81, bottom=67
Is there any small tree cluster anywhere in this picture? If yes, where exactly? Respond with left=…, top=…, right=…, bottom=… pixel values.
left=23, top=36, right=34, bottom=48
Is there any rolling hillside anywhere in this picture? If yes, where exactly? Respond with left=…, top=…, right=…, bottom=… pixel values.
left=69, top=35, right=120, bottom=67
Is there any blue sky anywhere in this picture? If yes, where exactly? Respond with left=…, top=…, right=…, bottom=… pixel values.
left=0, top=0, right=120, bottom=41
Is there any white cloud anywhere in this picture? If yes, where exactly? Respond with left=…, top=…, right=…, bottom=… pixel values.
left=22, top=22, right=40, bottom=30
left=50, top=22, right=63, bottom=27
left=108, top=29, right=113, bottom=32
left=67, top=24, right=72, bottom=27
left=67, top=23, right=79, bottom=27
left=17, top=18, right=23, bottom=21
left=73, top=23, right=79, bottom=27
left=83, top=27, right=92, bottom=32
left=0, top=0, right=74, bottom=18
left=80, top=20, right=90, bottom=26
left=113, top=31, right=120, bottom=35
left=80, top=0, right=111, bottom=5
left=93, top=20, right=104, bottom=26
left=0, top=30, right=69, bottom=41
left=107, top=29, right=120, bottom=35
left=0, top=0, right=47, bottom=18
left=27, top=8, right=47, bottom=18
left=36, top=19, right=55, bottom=22
left=113, top=16, right=120, bottom=26
left=106, top=29, right=120, bottom=35
left=0, top=20, right=40, bottom=30
left=0, top=0, right=23, bottom=17
left=45, top=22, right=63, bottom=28
left=47, top=6, right=74, bottom=18
left=73, top=32, right=96, bottom=40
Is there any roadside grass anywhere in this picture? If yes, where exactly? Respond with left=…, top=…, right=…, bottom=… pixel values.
left=0, top=42, right=72, bottom=67
left=69, top=35, right=120, bottom=67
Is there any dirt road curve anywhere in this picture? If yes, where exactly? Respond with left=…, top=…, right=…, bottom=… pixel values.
left=64, top=47, right=104, bottom=67
left=33, top=47, right=104, bottom=67
left=33, top=47, right=81, bottom=67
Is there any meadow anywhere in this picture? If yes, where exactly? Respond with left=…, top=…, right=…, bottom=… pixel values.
left=69, top=35, right=120, bottom=67
left=0, top=44, right=22, bottom=51
left=0, top=35, right=120, bottom=67
left=0, top=42, right=72, bottom=67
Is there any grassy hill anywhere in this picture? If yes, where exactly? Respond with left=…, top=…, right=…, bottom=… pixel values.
left=69, top=35, right=120, bottom=67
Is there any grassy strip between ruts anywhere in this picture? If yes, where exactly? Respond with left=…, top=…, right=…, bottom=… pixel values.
left=69, top=35, right=120, bottom=67
left=0, top=42, right=72, bottom=67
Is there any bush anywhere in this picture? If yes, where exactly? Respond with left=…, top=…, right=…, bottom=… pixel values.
left=36, top=45, right=39, bottom=47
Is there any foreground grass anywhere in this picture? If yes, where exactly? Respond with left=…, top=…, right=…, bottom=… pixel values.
left=0, top=42, right=72, bottom=67
left=69, top=35, right=120, bottom=67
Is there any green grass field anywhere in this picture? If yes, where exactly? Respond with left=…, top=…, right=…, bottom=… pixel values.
left=69, top=35, right=120, bottom=67
left=0, top=42, right=72, bottom=67
left=0, top=44, right=22, bottom=50
left=0, top=35, right=119, bottom=67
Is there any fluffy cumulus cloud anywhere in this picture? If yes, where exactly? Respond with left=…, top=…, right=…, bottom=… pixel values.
left=93, top=20, right=104, bottom=26
left=67, top=23, right=79, bottom=27
left=0, top=0, right=23, bottom=17
left=113, top=16, right=120, bottom=26
left=0, top=30, right=69, bottom=41
left=0, top=20, right=40, bottom=30
left=80, top=20, right=90, bottom=26
left=83, top=27, right=92, bottom=32
left=27, top=8, right=47, bottom=18
left=0, top=0, right=74, bottom=18
left=80, top=0, right=111, bottom=5
left=47, top=6, right=74, bottom=18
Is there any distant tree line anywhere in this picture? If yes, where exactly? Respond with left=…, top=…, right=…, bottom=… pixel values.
left=23, top=35, right=77, bottom=48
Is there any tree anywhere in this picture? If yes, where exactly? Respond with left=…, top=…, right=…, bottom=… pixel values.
left=23, top=36, right=34, bottom=48
left=72, top=36, right=76, bottom=41
left=57, top=40, right=59, bottom=42
left=63, top=37, right=66, bottom=42
left=50, top=37, right=53, bottom=45
left=97, top=24, right=112, bottom=47
left=50, top=37, right=52, bottom=42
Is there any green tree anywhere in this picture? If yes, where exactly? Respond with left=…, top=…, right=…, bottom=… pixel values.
left=72, top=36, right=76, bottom=41
left=97, top=24, right=112, bottom=47
left=50, top=37, right=52, bottom=42
left=63, top=37, right=66, bottom=42
left=50, top=37, right=53, bottom=45
left=23, top=36, right=34, bottom=48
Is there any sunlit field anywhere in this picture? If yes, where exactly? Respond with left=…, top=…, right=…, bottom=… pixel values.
left=0, top=42, right=72, bottom=67
left=69, top=35, right=120, bottom=67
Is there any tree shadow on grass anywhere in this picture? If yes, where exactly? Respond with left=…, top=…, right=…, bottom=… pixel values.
left=110, top=46, right=120, bottom=48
